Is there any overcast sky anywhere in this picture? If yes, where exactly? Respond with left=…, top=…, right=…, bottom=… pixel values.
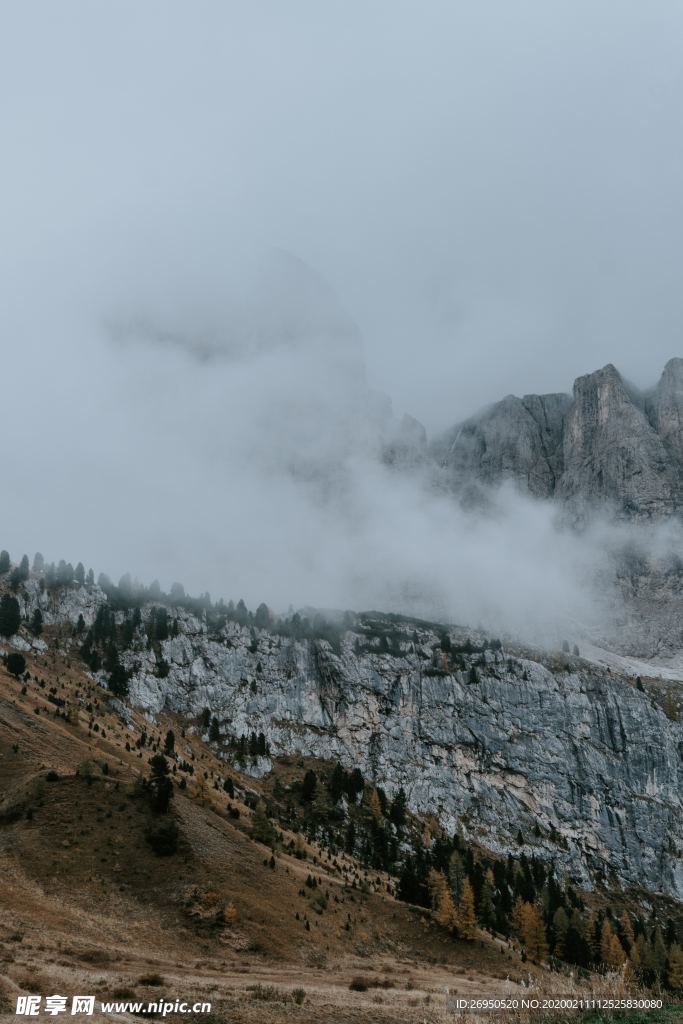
left=1, top=2, right=682, bottom=627
left=3, top=2, right=683, bottom=425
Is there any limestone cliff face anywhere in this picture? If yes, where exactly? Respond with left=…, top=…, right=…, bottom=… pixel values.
left=434, top=394, right=570, bottom=500
left=652, top=358, right=683, bottom=507
left=9, top=582, right=682, bottom=898
left=435, top=360, right=683, bottom=518
left=560, top=364, right=677, bottom=517
left=127, top=618, right=681, bottom=902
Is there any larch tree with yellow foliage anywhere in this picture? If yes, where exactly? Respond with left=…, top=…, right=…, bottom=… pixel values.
left=454, top=877, right=477, bottom=940
left=619, top=912, right=635, bottom=953
left=428, top=869, right=457, bottom=931
left=512, top=898, right=548, bottom=962
left=366, top=787, right=383, bottom=823
left=600, top=920, right=627, bottom=970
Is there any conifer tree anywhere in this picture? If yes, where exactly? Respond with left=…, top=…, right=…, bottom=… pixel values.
left=478, top=868, right=496, bottom=929
left=301, top=769, right=317, bottom=801
left=448, top=850, right=465, bottom=903
left=600, top=920, right=626, bottom=969
left=512, top=899, right=549, bottom=961
left=454, top=877, right=477, bottom=940
left=428, top=869, right=457, bottom=931
left=366, top=787, right=383, bottom=823
left=0, top=595, right=21, bottom=637
left=629, top=934, right=646, bottom=981
left=618, top=911, right=635, bottom=953
left=388, top=787, right=407, bottom=827
left=553, top=907, right=570, bottom=958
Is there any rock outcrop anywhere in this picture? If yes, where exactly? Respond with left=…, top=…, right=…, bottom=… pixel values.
left=435, top=360, right=683, bottom=518
left=17, top=575, right=678, bottom=902
left=122, top=614, right=682, bottom=902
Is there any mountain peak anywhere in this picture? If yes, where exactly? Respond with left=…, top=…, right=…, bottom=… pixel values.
left=436, top=359, right=683, bottom=517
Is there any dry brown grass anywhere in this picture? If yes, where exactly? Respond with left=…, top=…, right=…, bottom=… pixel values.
left=0, top=639, right=664, bottom=1023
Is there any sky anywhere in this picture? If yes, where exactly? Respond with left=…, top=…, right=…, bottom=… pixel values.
left=1, top=1, right=682, bottom=636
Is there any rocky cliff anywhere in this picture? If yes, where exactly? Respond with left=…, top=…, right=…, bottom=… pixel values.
left=12, top=579, right=682, bottom=904
left=435, top=358, right=683, bottom=518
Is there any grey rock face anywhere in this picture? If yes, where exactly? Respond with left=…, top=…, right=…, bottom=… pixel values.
left=106, top=608, right=682, bottom=901
left=435, top=393, right=570, bottom=500
left=560, top=364, right=677, bottom=517
left=435, top=360, right=683, bottom=518
left=652, top=358, right=683, bottom=507
left=382, top=413, right=429, bottom=470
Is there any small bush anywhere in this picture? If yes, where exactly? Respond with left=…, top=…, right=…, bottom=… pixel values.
left=145, top=818, right=178, bottom=856
left=138, top=973, right=164, bottom=986
left=6, top=653, right=26, bottom=678
left=291, top=988, right=306, bottom=1005
left=248, top=984, right=281, bottom=1002
left=45, top=770, right=59, bottom=782
left=349, top=977, right=369, bottom=992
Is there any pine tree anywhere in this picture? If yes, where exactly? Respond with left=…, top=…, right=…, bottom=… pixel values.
left=254, top=602, right=271, bottom=628
left=388, top=787, right=407, bottom=827
left=148, top=754, right=173, bottom=813
left=0, top=550, right=9, bottom=574
left=0, top=595, right=21, bottom=637
left=328, top=763, right=346, bottom=803
left=251, top=800, right=277, bottom=846
left=564, top=911, right=591, bottom=967
left=478, top=868, right=496, bottom=929
left=454, top=877, right=477, bottom=940
left=30, top=608, right=43, bottom=636
left=6, top=652, right=26, bottom=677
left=553, top=907, right=570, bottom=958
left=448, top=850, right=465, bottom=903
left=301, top=769, right=317, bottom=801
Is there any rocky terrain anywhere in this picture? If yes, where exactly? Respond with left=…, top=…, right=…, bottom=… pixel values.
left=11, top=577, right=683, bottom=904
left=432, top=358, right=683, bottom=518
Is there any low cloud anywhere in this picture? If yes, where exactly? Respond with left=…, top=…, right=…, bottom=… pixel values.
left=5, top=238, right=680, bottom=654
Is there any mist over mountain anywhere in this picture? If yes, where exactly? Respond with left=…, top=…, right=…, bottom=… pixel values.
left=3, top=233, right=681, bottom=659
left=435, top=359, right=683, bottom=518
left=3, top=0, right=683, bottom=660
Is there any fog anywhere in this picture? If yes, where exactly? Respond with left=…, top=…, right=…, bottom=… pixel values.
left=2, top=2, right=683, bottom=642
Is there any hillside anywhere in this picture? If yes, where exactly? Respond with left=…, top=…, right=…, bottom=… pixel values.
left=0, top=633, right=549, bottom=1023
left=1, top=562, right=683, bottom=1021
